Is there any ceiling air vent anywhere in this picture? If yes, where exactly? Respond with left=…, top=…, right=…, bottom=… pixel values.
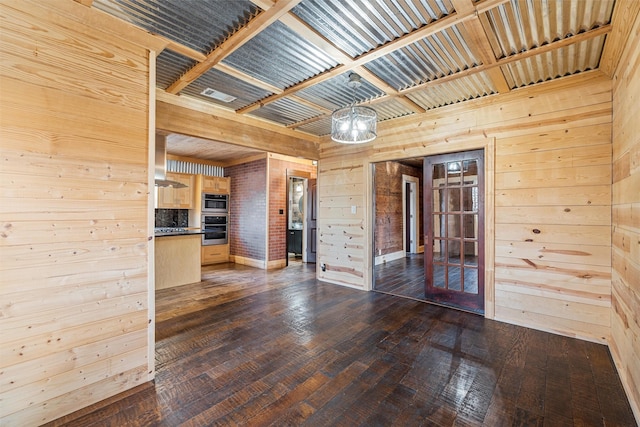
left=200, top=88, right=237, bottom=103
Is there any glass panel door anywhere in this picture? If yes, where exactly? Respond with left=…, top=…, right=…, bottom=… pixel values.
left=425, top=150, right=484, bottom=314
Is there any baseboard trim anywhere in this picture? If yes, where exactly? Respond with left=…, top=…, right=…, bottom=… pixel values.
left=267, top=259, right=286, bottom=269
left=230, top=255, right=266, bottom=270
left=374, top=250, right=406, bottom=266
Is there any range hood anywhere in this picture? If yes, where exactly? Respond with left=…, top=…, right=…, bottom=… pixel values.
left=155, top=134, right=187, bottom=188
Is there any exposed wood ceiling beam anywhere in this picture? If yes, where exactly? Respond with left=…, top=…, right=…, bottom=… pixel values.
left=166, top=0, right=302, bottom=94
left=251, top=0, right=425, bottom=115
left=286, top=114, right=326, bottom=129
left=213, top=63, right=283, bottom=95
left=157, top=89, right=319, bottom=144
left=399, top=24, right=612, bottom=96
left=157, top=35, right=207, bottom=62
left=288, top=22, right=612, bottom=130
left=237, top=0, right=511, bottom=114
left=353, top=67, right=426, bottom=113
left=257, top=0, right=425, bottom=113
left=257, top=0, right=354, bottom=64
left=451, top=0, right=510, bottom=93
left=289, top=95, right=333, bottom=115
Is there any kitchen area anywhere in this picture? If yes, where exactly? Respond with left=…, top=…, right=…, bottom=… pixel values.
left=153, top=134, right=231, bottom=289
left=152, top=133, right=318, bottom=289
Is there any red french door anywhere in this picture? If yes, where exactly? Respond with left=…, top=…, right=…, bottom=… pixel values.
left=424, top=150, right=484, bottom=314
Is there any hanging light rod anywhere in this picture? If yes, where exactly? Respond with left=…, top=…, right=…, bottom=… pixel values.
left=331, top=73, right=377, bottom=144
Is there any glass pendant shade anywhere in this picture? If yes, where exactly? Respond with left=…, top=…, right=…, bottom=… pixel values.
left=331, top=105, right=377, bottom=144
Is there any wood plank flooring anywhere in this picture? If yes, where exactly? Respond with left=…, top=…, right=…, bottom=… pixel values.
left=374, top=254, right=479, bottom=302
left=374, top=254, right=426, bottom=300
left=48, top=262, right=637, bottom=426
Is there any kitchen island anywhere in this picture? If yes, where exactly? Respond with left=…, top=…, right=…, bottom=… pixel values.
left=155, top=230, right=203, bottom=290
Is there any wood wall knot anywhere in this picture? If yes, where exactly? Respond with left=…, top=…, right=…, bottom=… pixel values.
left=564, top=208, right=571, bottom=212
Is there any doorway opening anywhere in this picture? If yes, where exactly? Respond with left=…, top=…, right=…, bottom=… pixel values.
left=285, top=175, right=317, bottom=267
left=287, top=177, right=305, bottom=265
left=373, top=149, right=485, bottom=315
left=403, top=175, right=419, bottom=255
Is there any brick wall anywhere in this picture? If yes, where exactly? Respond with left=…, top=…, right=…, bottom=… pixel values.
left=375, top=161, right=423, bottom=256
left=226, top=159, right=267, bottom=261
left=268, top=159, right=317, bottom=262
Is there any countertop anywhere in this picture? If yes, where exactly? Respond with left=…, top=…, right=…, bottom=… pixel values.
left=154, top=229, right=204, bottom=238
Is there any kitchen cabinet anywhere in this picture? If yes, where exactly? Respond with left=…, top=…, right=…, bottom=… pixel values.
left=157, top=173, right=195, bottom=209
left=202, top=243, right=229, bottom=265
left=202, top=176, right=230, bottom=194
left=155, top=234, right=201, bottom=289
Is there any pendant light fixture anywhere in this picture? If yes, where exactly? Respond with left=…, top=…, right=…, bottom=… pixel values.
left=331, top=73, right=377, bottom=144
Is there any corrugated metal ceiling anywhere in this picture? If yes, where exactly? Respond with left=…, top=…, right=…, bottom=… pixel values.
left=290, top=0, right=455, bottom=57
left=94, top=0, right=616, bottom=140
left=364, top=25, right=479, bottom=90
left=222, top=20, right=340, bottom=91
left=93, top=0, right=259, bottom=53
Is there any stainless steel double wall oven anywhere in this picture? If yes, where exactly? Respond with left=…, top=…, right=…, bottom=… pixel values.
left=201, top=193, right=228, bottom=245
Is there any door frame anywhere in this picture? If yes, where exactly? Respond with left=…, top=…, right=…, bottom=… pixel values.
left=286, top=170, right=312, bottom=266
left=366, top=137, right=496, bottom=319
left=402, top=174, right=419, bottom=254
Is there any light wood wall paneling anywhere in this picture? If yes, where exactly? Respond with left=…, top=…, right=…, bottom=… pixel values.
left=0, top=329, right=147, bottom=394
left=495, top=164, right=611, bottom=190
left=317, top=71, right=613, bottom=345
left=0, top=1, right=154, bottom=424
left=495, top=186, right=611, bottom=207
left=496, top=123, right=612, bottom=155
left=610, top=3, right=640, bottom=420
left=156, top=100, right=319, bottom=160
left=2, top=365, right=150, bottom=426
left=495, top=224, right=611, bottom=246
left=0, top=254, right=147, bottom=290
left=495, top=143, right=612, bottom=172
left=317, top=159, right=367, bottom=288
left=0, top=219, right=147, bottom=246
left=494, top=258, right=612, bottom=298
left=0, top=274, right=148, bottom=318
left=495, top=241, right=611, bottom=267
left=495, top=206, right=611, bottom=226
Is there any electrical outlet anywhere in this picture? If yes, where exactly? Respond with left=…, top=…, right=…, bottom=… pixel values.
left=320, top=263, right=326, bottom=271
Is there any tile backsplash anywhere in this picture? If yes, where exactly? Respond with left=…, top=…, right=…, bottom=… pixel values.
left=155, top=209, right=189, bottom=228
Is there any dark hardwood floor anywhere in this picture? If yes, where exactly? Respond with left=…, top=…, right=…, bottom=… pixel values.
left=374, top=254, right=479, bottom=302
left=374, top=254, right=426, bottom=300
left=48, top=262, right=637, bottom=426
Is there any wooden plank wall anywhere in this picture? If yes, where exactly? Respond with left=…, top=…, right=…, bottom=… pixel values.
left=317, top=71, right=613, bottom=343
left=317, top=159, right=368, bottom=288
left=610, top=9, right=640, bottom=421
left=0, top=2, right=155, bottom=424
